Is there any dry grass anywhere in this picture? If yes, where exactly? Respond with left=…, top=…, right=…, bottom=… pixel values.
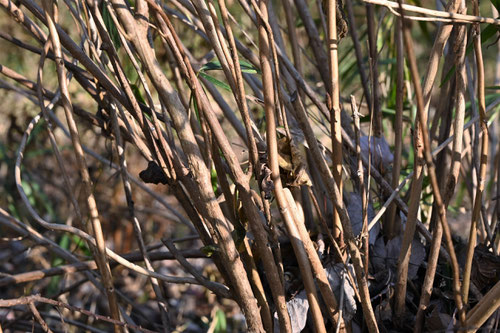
left=0, top=0, right=499, bottom=332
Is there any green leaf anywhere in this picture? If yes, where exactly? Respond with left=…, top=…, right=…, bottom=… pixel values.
left=200, top=245, right=220, bottom=257
left=440, top=64, right=456, bottom=88
left=131, top=84, right=146, bottom=104
left=359, top=108, right=404, bottom=123
left=211, top=167, right=218, bottom=194
left=21, top=180, right=35, bottom=206
left=47, top=234, right=71, bottom=295
left=200, top=59, right=260, bottom=74
left=102, top=3, right=121, bottom=50
left=72, top=235, right=92, bottom=257
left=378, top=58, right=397, bottom=66
left=191, top=92, right=200, bottom=120
left=441, top=24, right=498, bottom=87
left=238, top=59, right=260, bottom=74
left=491, top=0, right=500, bottom=14
left=478, top=24, right=498, bottom=47
left=200, top=60, right=223, bottom=71
left=199, top=72, right=232, bottom=92
left=213, top=309, right=227, bottom=333
left=26, top=117, right=45, bottom=145
left=58, top=234, right=70, bottom=254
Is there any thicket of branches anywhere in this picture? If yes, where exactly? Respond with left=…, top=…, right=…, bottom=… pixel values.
left=0, top=0, right=499, bottom=331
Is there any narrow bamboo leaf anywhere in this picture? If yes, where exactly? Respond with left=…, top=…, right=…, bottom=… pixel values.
left=71, top=235, right=92, bottom=257
left=359, top=108, right=404, bottom=123
left=102, top=4, right=121, bottom=50
left=491, top=0, right=500, bottom=14
left=213, top=309, right=227, bottom=333
left=192, top=92, right=200, bottom=120
left=238, top=59, right=260, bottom=74
left=440, top=64, right=456, bottom=88
left=200, top=59, right=259, bottom=74
left=441, top=24, right=498, bottom=87
left=200, top=60, right=222, bottom=71
left=378, top=58, right=396, bottom=65
left=199, top=72, right=232, bottom=92
left=201, top=245, right=220, bottom=257
left=211, top=167, right=218, bottom=194
left=131, top=84, right=146, bottom=104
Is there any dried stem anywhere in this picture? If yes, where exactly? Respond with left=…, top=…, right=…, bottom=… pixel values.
left=0, top=295, right=157, bottom=333
left=399, top=9, right=466, bottom=326
left=351, top=96, right=369, bottom=276
left=258, top=0, right=320, bottom=331
left=366, top=3, right=382, bottom=137
left=328, top=0, right=344, bottom=244
left=386, top=14, right=404, bottom=240
left=364, top=0, right=500, bottom=25
left=345, top=0, right=372, bottom=111
left=40, top=1, right=122, bottom=330
left=465, top=280, right=500, bottom=332
left=462, top=9, right=489, bottom=306
left=286, top=66, right=379, bottom=333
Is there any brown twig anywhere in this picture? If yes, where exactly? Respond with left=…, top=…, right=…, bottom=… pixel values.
left=351, top=96, right=369, bottom=276
left=161, top=239, right=232, bottom=299
left=465, top=280, right=500, bottom=332
left=344, top=0, right=372, bottom=111
left=328, top=0, right=344, bottom=245
left=28, top=302, right=53, bottom=333
left=0, top=248, right=208, bottom=287
left=0, top=295, right=158, bottom=333
left=257, top=0, right=320, bottom=331
left=386, top=13, right=404, bottom=240
left=366, top=3, right=382, bottom=138
left=364, top=0, right=500, bottom=25
left=294, top=0, right=331, bottom=91
left=283, top=189, right=342, bottom=327
left=399, top=7, right=466, bottom=326
left=286, top=67, right=379, bottom=333
left=147, top=1, right=289, bottom=329
left=462, top=5, right=489, bottom=306
left=40, top=1, right=122, bottom=330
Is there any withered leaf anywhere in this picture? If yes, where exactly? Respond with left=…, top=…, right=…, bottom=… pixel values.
left=326, top=263, right=357, bottom=321
left=273, top=290, right=309, bottom=333
left=472, top=244, right=500, bottom=291
left=139, top=161, right=168, bottom=185
left=278, top=136, right=293, bottom=171
left=259, top=163, right=274, bottom=199
left=277, top=134, right=312, bottom=187
left=372, top=235, right=425, bottom=280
